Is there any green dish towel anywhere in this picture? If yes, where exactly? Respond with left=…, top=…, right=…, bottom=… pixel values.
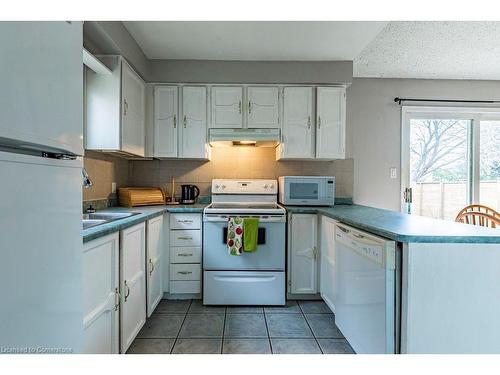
left=243, top=217, right=259, bottom=252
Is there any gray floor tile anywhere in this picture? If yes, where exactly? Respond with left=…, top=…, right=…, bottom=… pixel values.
left=127, top=338, right=175, bottom=354
left=222, top=339, right=272, bottom=354
left=224, top=314, right=268, bottom=338
left=264, top=300, right=301, bottom=314
left=172, top=338, right=222, bottom=354
left=137, top=314, right=185, bottom=338
left=299, top=300, right=333, bottom=314
left=270, top=339, right=322, bottom=354
left=305, top=314, right=344, bottom=338
left=188, top=300, right=226, bottom=314
left=154, top=299, right=191, bottom=314
left=266, top=314, right=313, bottom=338
left=227, top=306, right=264, bottom=314
left=318, top=339, right=355, bottom=354
left=178, top=314, right=224, bottom=338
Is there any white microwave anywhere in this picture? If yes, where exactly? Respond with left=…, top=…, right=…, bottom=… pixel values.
left=278, top=176, right=335, bottom=206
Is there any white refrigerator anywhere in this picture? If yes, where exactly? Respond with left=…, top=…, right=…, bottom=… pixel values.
left=0, top=21, right=84, bottom=353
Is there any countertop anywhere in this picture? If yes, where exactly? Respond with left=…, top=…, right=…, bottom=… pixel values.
left=286, top=204, right=500, bottom=243
left=82, top=204, right=207, bottom=243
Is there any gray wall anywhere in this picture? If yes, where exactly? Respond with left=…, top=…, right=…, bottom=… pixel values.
left=347, top=77, right=500, bottom=211
left=149, top=60, right=352, bottom=84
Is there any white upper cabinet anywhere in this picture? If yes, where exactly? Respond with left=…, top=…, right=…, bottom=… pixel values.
left=85, top=56, right=145, bottom=157
left=180, top=86, right=208, bottom=158
left=210, top=86, right=243, bottom=128
left=247, top=86, right=280, bottom=128
left=316, top=87, right=346, bottom=159
left=279, top=87, right=315, bottom=159
left=290, top=214, right=318, bottom=294
left=154, top=86, right=178, bottom=158
left=121, top=62, right=146, bottom=157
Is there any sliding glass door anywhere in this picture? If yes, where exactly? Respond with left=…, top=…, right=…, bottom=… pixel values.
left=401, top=107, right=500, bottom=220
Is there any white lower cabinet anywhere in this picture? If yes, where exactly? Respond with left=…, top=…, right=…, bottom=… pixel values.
left=289, top=214, right=318, bottom=294
left=146, top=215, right=164, bottom=317
left=120, top=222, right=147, bottom=353
left=82, top=233, right=120, bottom=354
left=320, top=215, right=337, bottom=312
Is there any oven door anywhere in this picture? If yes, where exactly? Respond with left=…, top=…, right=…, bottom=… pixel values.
left=203, top=214, right=286, bottom=271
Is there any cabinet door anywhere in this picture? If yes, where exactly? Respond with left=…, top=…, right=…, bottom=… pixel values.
left=83, top=233, right=119, bottom=354
left=120, top=222, right=146, bottom=353
left=121, top=61, right=145, bottom=157
left=290, top=214, right=318, bottom=294
left=247, top=86, right=280, bottom=128
left=320, top=216, right=336, bottom=313
left=281, top=87, right=314, bottom=159
left=154, top=86, right=178, bottom=157
left=180, top=86, right=208, bottom=158
left=316, top=87, right=346, bottom=159
left=147, top=216, right=163, bottom=317
left=210, top=86, right=243, bottom=128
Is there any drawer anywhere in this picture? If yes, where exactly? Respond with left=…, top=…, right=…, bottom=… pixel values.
left=170, top=246, right=202, bottom=264
left=170, top=229, right=201, bottom=247
left=170, top=281, right=201, bottom=294
left=170, top=213, right=201, bottom=230
left=170, top=263, right=201, bottom=281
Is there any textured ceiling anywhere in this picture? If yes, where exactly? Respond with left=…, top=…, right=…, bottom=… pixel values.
left=354, top=21, right=500, bottom=80
left=123, top=21, right=387, bottom=61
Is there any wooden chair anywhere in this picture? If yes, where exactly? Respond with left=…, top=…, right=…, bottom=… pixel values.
left=455, top=205, right=500, bottom=228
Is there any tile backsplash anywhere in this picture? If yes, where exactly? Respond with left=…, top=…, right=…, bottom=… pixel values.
left=129, top=147, right=353, bottom=199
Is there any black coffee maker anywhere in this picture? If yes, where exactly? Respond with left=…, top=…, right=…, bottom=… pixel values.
left=180, top=184, right=200, bottom=204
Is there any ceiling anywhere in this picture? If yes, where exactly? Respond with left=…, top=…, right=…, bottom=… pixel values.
left=123, top=21, right=388, bottom=61
left=354, top=21, right=500, bottom=80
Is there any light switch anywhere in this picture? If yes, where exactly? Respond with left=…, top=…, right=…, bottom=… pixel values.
left=111, top=182, right=116, bottom=194
left=390, top=168, right=397, bottom=179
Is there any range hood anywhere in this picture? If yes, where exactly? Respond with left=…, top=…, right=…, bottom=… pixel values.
left=209, top=128, right=280, bottom=147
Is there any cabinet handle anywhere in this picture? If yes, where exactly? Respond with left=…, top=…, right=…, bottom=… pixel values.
left=173, top=115, right=177, bottom=128
left=248, top=100, right=252, bottom=114
left=178, top=236, right=193, bottom=240
left=149, top=258, right=154, bottom=276
left=124, top=281, right=130, bottom=302
left=178, top=253, right=193, bottom=257
left=312, top=246, right=318, bottom=260
left=183, top=115, right=187, bottom=128
left=178, top=271, right=193, bottom=275
left=307, top=116, right=311, bottom=129
left=123, top=99, right=128, bottom=116
left=317, top=116, right=321, bottom=128
left=238, top=101, right=242, bottom=114
left=114, top=287, right=120, bottom=311
left=178, top=219, right=193, bottom=223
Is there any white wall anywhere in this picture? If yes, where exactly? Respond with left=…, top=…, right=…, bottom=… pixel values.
left=347, top=77, right=500, bottom=211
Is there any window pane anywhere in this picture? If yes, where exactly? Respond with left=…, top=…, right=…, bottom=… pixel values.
left=479, top=121, right=500, bottom=212
left=409, top=119, right=470, bottom=220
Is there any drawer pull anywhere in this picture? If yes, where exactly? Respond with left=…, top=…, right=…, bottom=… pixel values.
left=178, top=220, right=193, bottom=223
left=178, top=271, right=193, bottom=275
left=178, top=253, right=193, bottom=257
left=178, top=236, right=193, bottom=240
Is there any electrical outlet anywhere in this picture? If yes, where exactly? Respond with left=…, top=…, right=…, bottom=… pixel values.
left=390, top=168, right=397, bottom=179
left=111, top=182, right=116, bottom=194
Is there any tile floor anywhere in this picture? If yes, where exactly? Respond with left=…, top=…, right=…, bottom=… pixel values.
left=127, top=299, right=355, bottom=354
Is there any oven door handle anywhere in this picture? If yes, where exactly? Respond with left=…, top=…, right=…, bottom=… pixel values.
left=203, top=215, right=286, bottom=223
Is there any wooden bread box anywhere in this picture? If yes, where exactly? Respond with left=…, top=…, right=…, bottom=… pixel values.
left=118, top=187, right=165, bottom=207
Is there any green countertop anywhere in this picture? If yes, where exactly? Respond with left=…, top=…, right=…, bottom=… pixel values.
left=286, top=204, right=500, bottom=243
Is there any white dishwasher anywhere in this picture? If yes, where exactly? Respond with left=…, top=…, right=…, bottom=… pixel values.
left=335, top=223, right=398, bottom=354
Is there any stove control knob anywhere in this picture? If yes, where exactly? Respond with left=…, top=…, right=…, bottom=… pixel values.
left=221, top=185, right=226, bottom=189
left=214, top=184, right=220, bottom=190
left=269, top=184, right=274, bottom=189
left=264, top=184, right=269, bottom=189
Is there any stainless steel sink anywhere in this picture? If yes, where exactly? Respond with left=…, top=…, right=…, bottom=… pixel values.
left=82, top=211, right=141, bottom=230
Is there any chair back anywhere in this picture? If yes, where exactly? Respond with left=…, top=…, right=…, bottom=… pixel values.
left=455, top=211, right=500, bottom=228
left=456, top=204, right=500, bottom=220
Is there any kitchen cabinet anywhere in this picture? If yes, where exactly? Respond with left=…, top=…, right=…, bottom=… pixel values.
left=85, top=56, right=145, bottom=157
left=320, top=215, right=337, bottom=313
left=82, top=233, right=120, bottom=354
left=289, top=214, right=318, bottom=294
left=146, top=216, right=163, bottom=317
left=154, top=86, right=178, bottom=158
left=246, top=86, right=280, bottom=128
left=180, top=86, right=209, bottom=158
left=277, top=87, right=315, bottom=159
left=210, top=86, right=243, bottom=128
left=120, top=222, right=146, bottom=353
left=316, top=87, right=346, bottom=159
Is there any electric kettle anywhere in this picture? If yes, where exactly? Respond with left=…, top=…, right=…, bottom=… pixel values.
left=180, top=184, right=200, bottom=204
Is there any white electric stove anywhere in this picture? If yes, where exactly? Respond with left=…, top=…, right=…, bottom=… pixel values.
left=203, top=179, right=286, bottom=306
